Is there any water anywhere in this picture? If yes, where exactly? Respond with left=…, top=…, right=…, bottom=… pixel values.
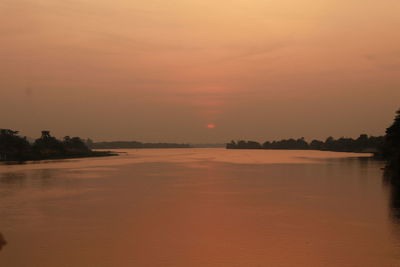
left=0, top=148, right=399, bottom=267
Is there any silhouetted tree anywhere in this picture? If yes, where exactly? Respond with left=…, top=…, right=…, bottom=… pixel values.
left=229, top=140, right=262, bottom=149
left=226, top=140, right=237, bottom=149
left=246, top=141, right=262, bottom=149
left=63, top=136, right=90, bottom=154
left=383, top=109, right=400, bottom=169
left=32, top=131, right=65, bottom=157
left=262, top=141, right=272, bottom=149
left=310, top=139, right=324, bottom=150
left=295, top=137, right=309, bottom=149
left=0, top=129, right=31, bottom=160
left=0, top=233, right=6, bottom=251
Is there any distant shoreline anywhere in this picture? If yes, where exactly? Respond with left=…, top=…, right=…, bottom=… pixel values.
left=226, top=135, right=383, bottom=154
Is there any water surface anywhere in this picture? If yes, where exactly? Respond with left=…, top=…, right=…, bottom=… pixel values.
left=0, top=149, right=398, bottom=267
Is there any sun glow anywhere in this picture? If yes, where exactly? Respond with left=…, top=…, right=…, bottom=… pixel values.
left=207, top=124, right=216, bottom=129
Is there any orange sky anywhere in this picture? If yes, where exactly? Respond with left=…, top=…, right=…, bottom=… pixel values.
left=0, top=0, right=399, bottom=142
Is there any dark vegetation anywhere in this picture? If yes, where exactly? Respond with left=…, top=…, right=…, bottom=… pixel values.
left=381, top=109, right=400, bottom=173
left=0, top=233, right=6, bottom=251
left=381, top=109, right=400, bottom=210
left=0, top=130, right=114, bottom=162
left=227, top=135, right=384, bottom=153
left=88, top=140, right=190, bottom=149
left=226, top=108, right=400, bottom=175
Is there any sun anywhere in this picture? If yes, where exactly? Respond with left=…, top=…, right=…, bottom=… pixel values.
left=207, top=124, right=216, bottom=129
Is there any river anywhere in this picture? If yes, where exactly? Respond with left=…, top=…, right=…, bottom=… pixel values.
left=0, top=149, right=398, bottom=267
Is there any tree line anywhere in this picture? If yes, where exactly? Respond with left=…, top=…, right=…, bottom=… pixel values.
left=226, top=108, right=400, bottom=171
left=226, top=135, right=384, bottom=153
left=0, top=130, right=112, bottom=161
left=381, top=109, right=400, bottom=172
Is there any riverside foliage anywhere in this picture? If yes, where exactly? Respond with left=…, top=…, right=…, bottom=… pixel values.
left=226, top=135, right=384, bottom=153
left=226, top=108, right=400, bottom=172
left=382, top=109, right=400, bottom=170
left=0, top=130, right=112, bottom=161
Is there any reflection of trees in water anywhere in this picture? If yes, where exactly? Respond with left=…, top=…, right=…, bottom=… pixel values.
left=37, top=169, right=54, bottom=180
left=0, top=233, right=6, bottom=251
left=0, top=169, right=56, bottom=186
left=383, top=168, right=400, bottom=223
left=0, top=172, right=27, bottom=186
left=36, top=169, right=57, bottom=187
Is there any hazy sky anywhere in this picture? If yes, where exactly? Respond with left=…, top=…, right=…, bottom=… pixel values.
left=1, top=0, right=399, bottom=143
